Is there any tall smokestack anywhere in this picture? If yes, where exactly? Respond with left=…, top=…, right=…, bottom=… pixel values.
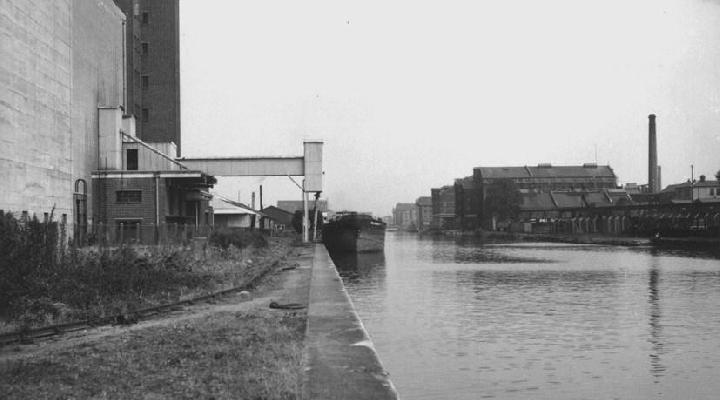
left=648, top=114, right=658, bottom=192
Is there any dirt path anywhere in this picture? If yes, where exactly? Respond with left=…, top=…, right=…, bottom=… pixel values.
left=0, top=245, right=314, bottom=399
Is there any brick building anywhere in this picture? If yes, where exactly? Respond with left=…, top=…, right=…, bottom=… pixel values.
left=91, top=107, right=214, bottom=244
left=277, top=200, right=329, bottom=214
left=431, top=186, right=456, bottom=230
left=454, top=176, right=481, bottom=230
left=114, top=0, right=181, bottom=155
left=415, top=196, right=433, bottom=232
left=659, top=175, right=720, bottom=203
left=473, top=163, right=617, bottom=226
left=392, top=203, right=418, bottom=230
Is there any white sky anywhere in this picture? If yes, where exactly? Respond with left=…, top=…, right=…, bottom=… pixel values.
left=181, top=0, right=720, bottom=216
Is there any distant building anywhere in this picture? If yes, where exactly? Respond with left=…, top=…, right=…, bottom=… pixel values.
left=473, top=163, right=617, bottom=226
left=415, top=196, right=433, bottom=231
left=454, top=176, right=481, bottom=230
left=473, top=163, right=617, bottom=192
left=261, top=206, right=294, bottom=231
left=393, top=203, right=418, bottom=231
left=516, top=188, right=630, bottom=221
left=114, top=0, right=181, bottom=155
left=277, top=200, right=329, bottom=214
left=659, top=175, right=720, bottom=203
left=431, top=186, right=456, bottom=230
left=212, top=196, right=261, bottom=229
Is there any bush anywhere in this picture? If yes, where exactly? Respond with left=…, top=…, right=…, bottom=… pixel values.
left=0, top=212, right=214, bottom=322
left=0, top=212, right=60, bottom=318
left=209, top=228, right=267, bottom=251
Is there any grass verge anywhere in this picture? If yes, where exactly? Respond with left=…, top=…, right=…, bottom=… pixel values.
left=1, top=228, right=294, bottom=334
left=0, top=307, right=306, bottom=399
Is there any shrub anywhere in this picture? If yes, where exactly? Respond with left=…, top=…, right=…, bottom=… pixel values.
left=0, top=212, right=60, bottom=318
left=209, top=228, right=267, bottom=251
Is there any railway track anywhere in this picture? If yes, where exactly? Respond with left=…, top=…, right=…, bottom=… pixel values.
left=0, top=260, right=282, bottom=347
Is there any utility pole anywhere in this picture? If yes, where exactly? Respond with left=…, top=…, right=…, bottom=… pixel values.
left=691, top=165, right=695, bottom=201
left=302, top=180, right=309, bottom=243
left=313, top=192, right=321, bottom=242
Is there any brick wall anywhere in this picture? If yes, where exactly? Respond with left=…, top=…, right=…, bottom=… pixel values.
left=93, top=177, right=166, bottom=223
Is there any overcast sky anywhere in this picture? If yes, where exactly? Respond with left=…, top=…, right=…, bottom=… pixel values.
left=181, top=0, right=720, bottom=216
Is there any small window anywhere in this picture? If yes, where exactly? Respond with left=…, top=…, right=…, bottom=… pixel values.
left=141, top=75, right=149, bottom=89
left=116, top=190, right=142, bottom=204
left=141, top=42, right=148, bottom=55
left=142, top=12, right=149, bottom=24
left=142, top=108, right=149, bottom=122
left=127, top=149, right=139, bottom=170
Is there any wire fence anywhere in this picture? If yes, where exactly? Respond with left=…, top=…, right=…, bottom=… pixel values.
left=82, top=222, right=214, bottom=247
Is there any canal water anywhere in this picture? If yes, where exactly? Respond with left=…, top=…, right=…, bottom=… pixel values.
left=331, top=232, right=720, bottom=400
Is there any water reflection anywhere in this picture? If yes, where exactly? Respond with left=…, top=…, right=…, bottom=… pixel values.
left=331, top=251, right=387, bottom=285
left=647, top=257, right=666, bottom=381
left=341, top=233, right=720, bottom=400
left=425, top=241, right=556, bottom=264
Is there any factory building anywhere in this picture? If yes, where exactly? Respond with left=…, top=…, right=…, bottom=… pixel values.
left=1, top=0, right=126, bottom=227
left=113, top=0, right=181, bottom=155
left=1, top=1, right=206, bottom=244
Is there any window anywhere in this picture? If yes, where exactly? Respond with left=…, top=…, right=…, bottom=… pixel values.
left=141, top=42, right=148, bottom=55
left=116, top=190, right=142, bottom=204
left=126, top=149, right=139, bottom=170
left=142, top=108, right=149, bottom=122
left=141, top=75, right=149, bottom=89
left=142, top=12, right=149, bottom=24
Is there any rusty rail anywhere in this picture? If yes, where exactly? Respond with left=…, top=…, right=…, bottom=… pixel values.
left=0, top=260, right=280, bottom=347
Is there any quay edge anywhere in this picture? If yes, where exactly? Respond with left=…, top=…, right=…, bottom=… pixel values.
left=303, top=244, right=398, bottom=400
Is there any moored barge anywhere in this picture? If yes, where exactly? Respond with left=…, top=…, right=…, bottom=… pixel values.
left=322, top=212, right=386, bottom=253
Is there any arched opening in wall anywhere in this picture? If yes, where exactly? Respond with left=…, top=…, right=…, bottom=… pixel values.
left=74, top=179, right=88, bottom=245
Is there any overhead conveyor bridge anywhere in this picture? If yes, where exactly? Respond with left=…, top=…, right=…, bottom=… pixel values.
left=177, top=140, right=323, bottom=242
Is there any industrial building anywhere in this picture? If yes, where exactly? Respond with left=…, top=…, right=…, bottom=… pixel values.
left=1, top=0, right=126, bottom=229
left=392, top=202, right=418, bottom=231
left=113, top=0, right=181, bottom=155
left=430, top=186, right=456, bottom=230
left=1, top=0, right=208, bottom=244
left=415, top=196, right=433, bottom=232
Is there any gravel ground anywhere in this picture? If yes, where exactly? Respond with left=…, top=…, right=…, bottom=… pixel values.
left=0, top=244, right=314, bottom=400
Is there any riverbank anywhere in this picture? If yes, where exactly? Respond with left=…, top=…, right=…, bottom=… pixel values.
left=0, top=239, right=310, bottom=399
left=0, top=241, right=397, bottom=399
left=426, top=229, right=652, bottom=246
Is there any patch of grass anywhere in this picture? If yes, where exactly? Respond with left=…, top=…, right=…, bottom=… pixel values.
left=0, top=309, right=307, bottom=399
left=0, top=209, right=295, bottom=332
left=209, top=228, right=268, bottom=253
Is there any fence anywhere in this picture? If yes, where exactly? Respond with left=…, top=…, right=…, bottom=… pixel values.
left=86, top=222, right=214, bottom=246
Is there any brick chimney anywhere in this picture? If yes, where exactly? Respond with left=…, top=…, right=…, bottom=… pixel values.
left=648, top=114, right=658, bottom=193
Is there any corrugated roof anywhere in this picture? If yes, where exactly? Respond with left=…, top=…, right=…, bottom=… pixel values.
left=583, top=191, right=611, bottom=206
left=520, top=192, right=556, bottom=211
left=551, top=192, right=586, bottom=208
left=475, top=165, right=615, bottom=179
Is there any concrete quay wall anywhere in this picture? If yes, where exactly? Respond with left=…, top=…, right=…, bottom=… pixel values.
left=303, top=244, right=398, bottom=400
